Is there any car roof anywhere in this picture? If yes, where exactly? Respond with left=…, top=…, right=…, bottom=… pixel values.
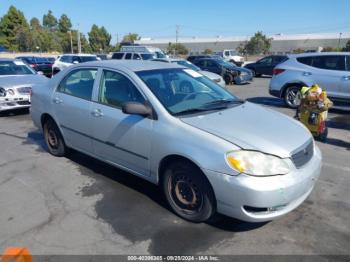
left=0, top=58, right=17, bottom=62
left=288, top=52, right=350, bottom=58
left=78, top=60, right=185, bottom=72
left=61, top=53, right=97, bottom=57
left=153, top=58, right=185, bottom=63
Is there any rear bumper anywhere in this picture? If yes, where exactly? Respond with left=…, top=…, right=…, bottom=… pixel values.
left=204, top=146, right=322, bottom=222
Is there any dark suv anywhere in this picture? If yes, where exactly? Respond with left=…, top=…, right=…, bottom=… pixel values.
left=16, top=56, right=53, bottom=77
left=244, top=55, right=288, bottom=77
left=194, top=58, right=253, bottom=85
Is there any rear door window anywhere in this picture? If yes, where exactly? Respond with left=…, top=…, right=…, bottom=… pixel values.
left=112, top=53, right=124, bottom=59
left=57, top=69, right=97, bottom=100
left=133, top=53, right=141, bottom=60
left=312, top=56, right=346, bottom=71
left=297, top=56, right=313, bottom=66
left=125, top=53, right=132, bottom=60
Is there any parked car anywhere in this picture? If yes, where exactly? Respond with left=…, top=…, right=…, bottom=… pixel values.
left=31, top=60, right=321, bottom=223
left=152, top=58, right=226, bottom=88
left=16, top=56, right=54, bottom=78
left=52, top=54, right=99, bottom=74
left=193, top=58, right=253, bottom=84
left=112, top=46, right=167, bottom=60
left=0, top=58, right=48, bottom=112
left=244, top=55, right=288, bottom=77
left=269, top=52, right=350, bottom=109
left=187, top=55, right=212, bottom=63
left=96, top=54, right=108, bottom=60
left=44, top=57, right=56, bottom=63
left=215, top=50, right=245, bottom=66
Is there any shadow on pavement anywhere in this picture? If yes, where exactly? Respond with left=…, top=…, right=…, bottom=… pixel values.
left=0, top=108, right=29, bottom=117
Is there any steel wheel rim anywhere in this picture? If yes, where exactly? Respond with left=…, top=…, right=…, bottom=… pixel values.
left=46, top=128, right=58, bottom=149
left=168, top=172, right=204, bottom=214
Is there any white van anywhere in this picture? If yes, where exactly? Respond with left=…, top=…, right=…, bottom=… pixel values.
left=112, top=46, right=167, bottom=60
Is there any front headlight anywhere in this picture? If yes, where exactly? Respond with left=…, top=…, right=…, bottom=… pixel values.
left=225, top=150, right=290, bottom=176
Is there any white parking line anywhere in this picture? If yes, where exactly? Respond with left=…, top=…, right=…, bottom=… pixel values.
left=323, top=162, right=350, bottom=172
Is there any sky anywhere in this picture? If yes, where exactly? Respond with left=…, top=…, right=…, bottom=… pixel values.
left=1, top=0, right=350, bottom=43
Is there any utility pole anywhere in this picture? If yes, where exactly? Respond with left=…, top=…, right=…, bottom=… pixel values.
left=338, top=32, right=342, bottom=49
left=68, top=31, right=73, bottom=53
left=175, top=25, right=179, bottom=56
left=77, top=23, right=81, bottom=53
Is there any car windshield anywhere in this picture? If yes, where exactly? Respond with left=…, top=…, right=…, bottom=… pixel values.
left=79, top=56, right=98, bottom=62
left=155, top=51, right=166, bottom=58
left=35, top=57, right=49, bottom=63
left=137, top=68, right=241, bottom=116
left=0, top=61, right=35, bottom=75
left=173, top=60, right=201, bottom=71
left=229, top=51, right=238, bottom=56
left=141, top=54, right=155, bottom=60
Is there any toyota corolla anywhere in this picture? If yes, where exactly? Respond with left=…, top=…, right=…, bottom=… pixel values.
left=30, top=60, right=322, bottom=223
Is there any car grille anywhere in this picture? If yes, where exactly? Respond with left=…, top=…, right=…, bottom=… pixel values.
left=291, top=139, right=314, bottom=168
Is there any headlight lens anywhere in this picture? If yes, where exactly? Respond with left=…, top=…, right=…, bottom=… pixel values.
left=0, top=87, right=6, bottom=97
left=226, top=151, right=290, bottom=176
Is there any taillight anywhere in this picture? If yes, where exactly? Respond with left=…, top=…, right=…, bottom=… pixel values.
left=273, top=68, right=285, bottom=75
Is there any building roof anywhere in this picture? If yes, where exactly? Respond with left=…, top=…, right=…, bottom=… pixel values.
left=136, top=32, right=350, bottom=44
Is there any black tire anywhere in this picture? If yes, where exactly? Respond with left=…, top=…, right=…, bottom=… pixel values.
left=162, top=161, right=216, bottom=223
left=284, top=86, right=301, bottom=108
left=43, top=118, right=67, bottom=157
left=224, top=74, right=233, bottom=85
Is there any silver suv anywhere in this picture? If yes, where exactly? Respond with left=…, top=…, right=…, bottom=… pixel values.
left=269, top=52, right=350, bottom=109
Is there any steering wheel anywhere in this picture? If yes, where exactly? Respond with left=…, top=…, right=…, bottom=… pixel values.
left=183, top=91, right=216, bottom=101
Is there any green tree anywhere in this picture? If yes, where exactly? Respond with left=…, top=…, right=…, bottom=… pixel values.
left=240, top=31, right=272, bottom=55
left=203, top=48, right=213, bottom=54
left=0, top=6, right=29, bottom=50
left=342, top=40, right=350, bottom=51
left=167, top=42, right=189, bottom=55
left=292, top=48, right=306, bottom=54
left=122, top=33, right=139, bottom=44
left=43, top=10, right=57, bottom=30
left=88, top=24, right=111, bottom=52
left=58, top=14, right=72, bottom=33
left=30, top=17, right=41, bottom=30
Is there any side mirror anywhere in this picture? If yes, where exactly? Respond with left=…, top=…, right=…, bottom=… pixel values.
left=122, top=102, right=152, bottom=117
left=73, top=61, right=79, bottom=64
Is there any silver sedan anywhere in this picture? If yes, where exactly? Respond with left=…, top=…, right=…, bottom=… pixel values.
left=31, top=60, right=322, bottom=223
left=0, top=58, right=48, bottom=112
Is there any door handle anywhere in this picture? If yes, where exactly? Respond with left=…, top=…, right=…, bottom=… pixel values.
left=343, top=76, right=350, bottom=81
left=53, top=97, right=62, bottom=104
left=303, top=72, right=312, bottom=76
left=91, top=109, right=103, bottom=117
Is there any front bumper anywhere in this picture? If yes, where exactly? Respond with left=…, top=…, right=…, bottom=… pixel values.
left=234, top=73, right=253, bottom=84
left=0, top=95, right=31, bottom=112
left=204, top=146, right=322, bottom=222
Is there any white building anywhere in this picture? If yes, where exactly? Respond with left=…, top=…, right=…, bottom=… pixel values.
left=135, top=32, right=350, bottom=54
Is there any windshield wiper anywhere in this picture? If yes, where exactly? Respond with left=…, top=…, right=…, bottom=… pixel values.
left=173, top=107, right=213, bottom=116
left=201, top=99, right=244, bottom=108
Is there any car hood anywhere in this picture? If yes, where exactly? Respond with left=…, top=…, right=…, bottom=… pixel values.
left=180, top=102, right=312, bottom=158
left=0, top=74, right=48, bottom=88
left=199, top=70, right=222, bottom=80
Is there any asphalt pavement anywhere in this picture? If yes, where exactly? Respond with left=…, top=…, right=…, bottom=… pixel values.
left=0, top=77, right=349, bottom=257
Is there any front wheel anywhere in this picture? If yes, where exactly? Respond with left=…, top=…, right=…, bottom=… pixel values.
left=284, top=86, right=301, bottom=108
left=43, top=119, right=67, bottom=156
left=162, top=161, right=216, bottom=223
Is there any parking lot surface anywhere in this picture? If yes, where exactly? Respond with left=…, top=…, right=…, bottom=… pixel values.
left=0, top=78, right=349, bottom=256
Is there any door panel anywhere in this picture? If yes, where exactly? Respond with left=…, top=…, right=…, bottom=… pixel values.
left=90, top=69, right=153, bottom=176
left=52, top=68, right=98, bottom=154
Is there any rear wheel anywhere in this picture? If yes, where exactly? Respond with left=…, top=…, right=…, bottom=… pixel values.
left=284, top=86, right=301, bottom=108
left=162, top=161, right=215, bottom=223
left=43, top=118, right=67, bottom=156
